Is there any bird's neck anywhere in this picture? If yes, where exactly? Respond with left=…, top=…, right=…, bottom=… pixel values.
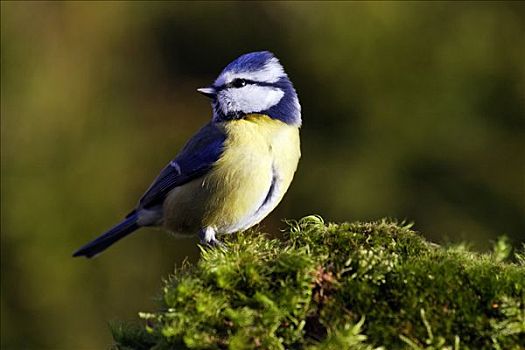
left=212, top=91, right=301, bottom=127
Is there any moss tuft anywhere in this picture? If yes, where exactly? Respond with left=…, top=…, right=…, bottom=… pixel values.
left=112, top=217, right=525, bottom=349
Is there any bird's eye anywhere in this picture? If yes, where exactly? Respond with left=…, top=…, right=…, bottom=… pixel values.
left=231, top=78, right=247, bottom=88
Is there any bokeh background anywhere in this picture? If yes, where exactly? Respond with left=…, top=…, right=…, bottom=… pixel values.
left=1, top=1, right=524, bottom=349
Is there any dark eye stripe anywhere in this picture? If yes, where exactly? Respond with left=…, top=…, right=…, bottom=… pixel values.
left=216, top=78, right=277, bottom=91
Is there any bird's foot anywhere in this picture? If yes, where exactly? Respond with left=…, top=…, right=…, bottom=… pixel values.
left=199, top=227, right=223, bottom=248
left=206, top=238, right=224, bottom=248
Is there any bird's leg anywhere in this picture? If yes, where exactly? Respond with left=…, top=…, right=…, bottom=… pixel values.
left=199, top=227, right=222, bottom=247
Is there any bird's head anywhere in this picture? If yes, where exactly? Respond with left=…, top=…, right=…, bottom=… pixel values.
left=198, top=51, right=301, bottom=126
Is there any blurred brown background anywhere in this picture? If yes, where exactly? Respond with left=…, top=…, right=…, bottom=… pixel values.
left=1, top=2, right=524, bottom=349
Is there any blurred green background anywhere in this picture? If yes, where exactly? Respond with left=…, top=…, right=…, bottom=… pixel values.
left=1, top=2, right=524, bottom=349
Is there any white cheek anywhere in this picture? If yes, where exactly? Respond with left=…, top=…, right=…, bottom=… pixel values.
left=219, top=86, right=284, bottom=115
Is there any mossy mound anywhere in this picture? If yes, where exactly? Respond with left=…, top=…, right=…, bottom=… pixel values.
left=112, top=217, right=525, bottom=349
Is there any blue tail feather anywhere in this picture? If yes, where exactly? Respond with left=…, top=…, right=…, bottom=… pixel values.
left=73, top=214, right=139, bottom=258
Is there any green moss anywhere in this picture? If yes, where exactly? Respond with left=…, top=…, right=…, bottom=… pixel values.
left=112, top=217, right=525, bottom=349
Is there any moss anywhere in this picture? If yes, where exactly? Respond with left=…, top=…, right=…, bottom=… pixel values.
left=111, top=216, right=525, bottom=349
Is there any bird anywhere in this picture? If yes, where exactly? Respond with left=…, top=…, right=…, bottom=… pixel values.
left=73, top=51, right=301, bottom=258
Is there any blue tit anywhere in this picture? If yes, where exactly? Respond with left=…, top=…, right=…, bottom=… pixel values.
left=73, top=51, right=301, bottom=258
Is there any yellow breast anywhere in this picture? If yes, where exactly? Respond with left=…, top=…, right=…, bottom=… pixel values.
left=163, top=114, right=300, bottom=235
left=203, top=114, right=301, bottom=232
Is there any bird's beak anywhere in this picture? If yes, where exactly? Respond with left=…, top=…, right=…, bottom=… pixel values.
left=197, top=87, right=216, bottom=99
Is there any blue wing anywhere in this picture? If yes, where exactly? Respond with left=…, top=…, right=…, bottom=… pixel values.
left=136, top=122, right=226, bottom=210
